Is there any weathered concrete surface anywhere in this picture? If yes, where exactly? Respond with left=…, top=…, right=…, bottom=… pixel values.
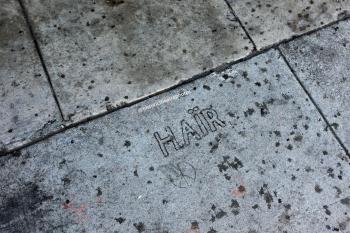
left=22, top=0, right=253, bottom=122
left=280, top=19, right=350, bottom=151
left=1, top=49, right=349, bottom=233
left=227, top=0, right=350, bottom=49
left=0, top=0, right=61, bottom=152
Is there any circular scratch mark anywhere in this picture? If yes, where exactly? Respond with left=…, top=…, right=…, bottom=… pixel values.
left=161, top=162, right=197, bottom=188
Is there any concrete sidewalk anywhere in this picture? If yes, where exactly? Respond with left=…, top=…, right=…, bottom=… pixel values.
left=1, top=0, right=350, bottom=232
left=2, top=0, right=350, bottom=152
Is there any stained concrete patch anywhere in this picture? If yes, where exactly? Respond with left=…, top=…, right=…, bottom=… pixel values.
left=280, top=19, right=350, bottom=150
left=1, top=49, right=349, bottom=232
left=0, top=0, right=61, bottom=152
left=21, top=0, right=253, bottom=122
left=227, top=0, right=350, bottom=49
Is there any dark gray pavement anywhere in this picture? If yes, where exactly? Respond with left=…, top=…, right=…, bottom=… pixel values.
left=1, top=1, right=350, bottom=232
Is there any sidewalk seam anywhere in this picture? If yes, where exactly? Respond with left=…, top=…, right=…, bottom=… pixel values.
left=17, top=0, right=66, bottom=121
left=223, top=0, right=257, bottom=50
left=2, top=13, right=350, bottom=157
left=277, top=47, right=350, bottom=157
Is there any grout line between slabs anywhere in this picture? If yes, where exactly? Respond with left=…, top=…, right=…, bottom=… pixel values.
left=17, top=0, right=66, bottom=121
left=259, top=15, right=350, bottom=51
left=1, top=12, right=350, bottom=157
left=223, top=0, right=257, bottom=50
left=277, top=47, right=350, bottom=157
left=0, top=46, right=274, bottom=157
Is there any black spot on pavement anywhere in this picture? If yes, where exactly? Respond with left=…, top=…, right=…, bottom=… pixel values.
left=133, top=222, right=145, bottom=232
left=115, top=217, right=125, bottom=224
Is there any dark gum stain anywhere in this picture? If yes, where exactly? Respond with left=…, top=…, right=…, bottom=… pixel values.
left=94, top=0, right=246, bottom=84
left=0, top=183, right=52, bottom=230
left=105, top=0, right=125, bottom=7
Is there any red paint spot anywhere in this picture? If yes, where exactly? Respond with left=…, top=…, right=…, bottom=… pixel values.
left=62, top=200, right=91, bottom=223
left=230, top=176, right=247, bottom=197
left=61, top=195, right=109, bottom=224
left=62, top=201, right=72, bottom=209
left=184, top=222, right=201, bottom=233
left=75, top=204, right=86, bottom=213
left=184, top=230, right=201, bottom=233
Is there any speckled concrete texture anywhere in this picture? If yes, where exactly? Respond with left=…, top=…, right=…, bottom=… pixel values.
left=227, top=0, right=350, bottom=49
left=280, top=18, right=350, bottom=152
left=0, top=0, right=61, bottom=153
left=1, top=50, right=349, bottom=233
left=21, top=0, right=254, bottom=122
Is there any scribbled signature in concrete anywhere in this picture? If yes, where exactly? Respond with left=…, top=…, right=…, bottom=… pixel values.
left=160, top=162, right=197, bottom=188
left=154, top=106, right=226, bottom=157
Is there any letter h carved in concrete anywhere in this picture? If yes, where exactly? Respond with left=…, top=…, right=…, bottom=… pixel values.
left=154, top=126, right=181, bottom=157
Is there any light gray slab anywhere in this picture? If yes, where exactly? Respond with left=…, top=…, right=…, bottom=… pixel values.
left=227, top=0, right=350, bottom=49
left=280, top=19, right=350, bottom=150
left=0, top=0, right=61, bottom=153
left=1, top=49, right=349, bottom=233
left=22, top=0, right=253, bottom=122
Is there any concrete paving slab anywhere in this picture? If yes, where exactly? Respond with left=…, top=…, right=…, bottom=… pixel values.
left=280, top=19, right=350, bottom=151
left=227, top=0, right=350, bottom=49
left=22, top=0, right=253, bottom=122
left=0, top=0, right=61, bottom=153
left=1, top=49, right=349, bottom=233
